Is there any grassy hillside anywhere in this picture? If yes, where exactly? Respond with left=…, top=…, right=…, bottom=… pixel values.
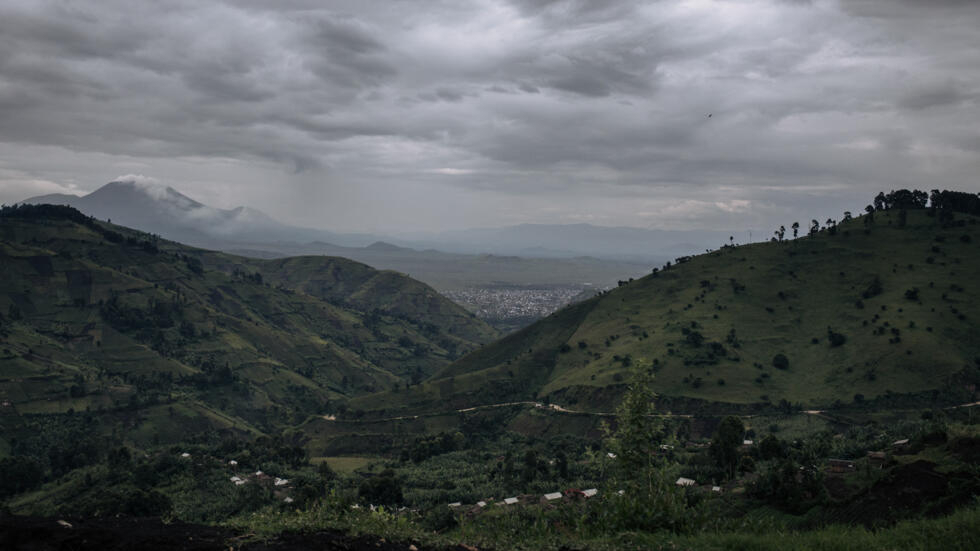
left=352, top=208, right=980, bottom=416
left=196, top=254, right=497, bottom=347
left=0, top=204, right=496, bottom=445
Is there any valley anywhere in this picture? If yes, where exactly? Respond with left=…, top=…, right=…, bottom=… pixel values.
left=4, top=1, right=980, bottom=547
left=1, top=192, right=979, bottom=551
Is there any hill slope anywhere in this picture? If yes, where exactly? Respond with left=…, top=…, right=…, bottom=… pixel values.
left=351, top=209, right=980, bottom=415
left=0, top=204, right=496, bottom=442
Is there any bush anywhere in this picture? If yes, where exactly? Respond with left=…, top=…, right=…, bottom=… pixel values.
left=0, top=456, right=43, bottom=497
left=419, top=504, right=457, bottom=532
left=772, top=354, right=789, bottom=370
left=862, top=276, right=884, bottom=299
left=359, top=470, right=404, bottom=507
left=826, top=328, right=846, bottom=347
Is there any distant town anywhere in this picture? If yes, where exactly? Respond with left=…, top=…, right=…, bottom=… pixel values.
left=444, top=285, right=598, bottom=332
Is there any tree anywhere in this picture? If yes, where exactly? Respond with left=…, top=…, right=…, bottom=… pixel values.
left=810, top=219, right=819, bottom=235
left=759, top=434, right=784, bottom=460
left=826, top=327, right=846, bottom=347
left=843, top=211, right=852, bottom=222
left=791, top=222, right=799, bottom=239
left=358, top=469, right=403, bottom=507
left=522, top=450, right=538, bottom=483
left=685, top=330, right=704, bottom=347
left=604, top=366, right=661, bottom=475
left=710, top=415, right=744, bottom=480
left=554, top=450, right=569, bottom=480
left=0, top=456, right=43, bottom=497
left=772, top=353, right=789, bottom=370
left=599, top=366, right=702, bottom=533
left=874, top=192, right=886, bottom=211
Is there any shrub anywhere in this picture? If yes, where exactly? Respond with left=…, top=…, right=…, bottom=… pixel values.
left=685, top=331, right=704, bottom=347
left=862, top=276, right=883, bottom=299
left=772, top=354, right=789, bottom=370
left=826, top=328, right=846, bottom=347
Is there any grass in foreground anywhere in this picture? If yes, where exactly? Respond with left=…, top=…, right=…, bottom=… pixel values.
left=225, top=500, right=980, bottom=551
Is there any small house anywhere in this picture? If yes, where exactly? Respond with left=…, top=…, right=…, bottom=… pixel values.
left=675, top=477, right=696, bottom=487
left=827, top=459, right=855, bottom=473
left=543, top=492, right=563, bottom=501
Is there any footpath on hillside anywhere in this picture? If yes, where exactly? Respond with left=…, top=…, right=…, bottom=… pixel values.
left=325, top=400, right=980, bottom=423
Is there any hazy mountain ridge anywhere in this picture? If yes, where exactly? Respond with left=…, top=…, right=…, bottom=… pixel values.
left=20, top=180, right=381, bottom=248
left=19, top=182, right=660, bottom=298
left=391, top=222, right=742, bottom=261
left=20, top=181, right=725, bottom=264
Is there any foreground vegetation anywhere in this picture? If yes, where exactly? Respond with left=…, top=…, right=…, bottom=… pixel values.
left=6, top=379, right=978, bottom=549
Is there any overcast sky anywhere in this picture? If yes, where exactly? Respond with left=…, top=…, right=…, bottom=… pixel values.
left=0, top=0, right=978, bottom=234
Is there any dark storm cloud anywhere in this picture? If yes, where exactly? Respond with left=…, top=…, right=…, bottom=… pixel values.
left=0, top=0, right=978, bottom=233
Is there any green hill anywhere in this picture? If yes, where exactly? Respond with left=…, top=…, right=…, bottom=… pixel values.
left=351, top=207, right=980, bottom=416
left=0, top=204, right=497, bottom=443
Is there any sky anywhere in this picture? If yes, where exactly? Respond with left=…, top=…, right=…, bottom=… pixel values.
left=0, top=0, right=978, bottom=235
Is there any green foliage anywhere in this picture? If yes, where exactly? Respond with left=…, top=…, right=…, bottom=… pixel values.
left=603, top=366, right=662, bottom=475
left=358, top=469, right=404, bottom=507
left=0, top=456, right=43, bottom=497
left=748, top=459, right=826, bottom=514
left=710, top=416, right=744, bottom=479
left=597, top=367, right=703, bottom=533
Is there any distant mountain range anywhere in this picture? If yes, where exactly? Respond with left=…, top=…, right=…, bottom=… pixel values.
left=23, top=180, right=380, bottom=249
left=392, top=223, right=747, bottom=261
left=22, top=180, right=740, bottom=264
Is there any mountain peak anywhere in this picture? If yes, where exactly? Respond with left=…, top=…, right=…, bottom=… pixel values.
left=95, top=179, right=203, bottom=209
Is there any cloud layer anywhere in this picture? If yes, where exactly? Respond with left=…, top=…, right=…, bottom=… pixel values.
left=1, top=0, right=978, bottom=233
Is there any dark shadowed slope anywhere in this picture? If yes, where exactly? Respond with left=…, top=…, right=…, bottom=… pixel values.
left=0, top=204, right=496, bottom=443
